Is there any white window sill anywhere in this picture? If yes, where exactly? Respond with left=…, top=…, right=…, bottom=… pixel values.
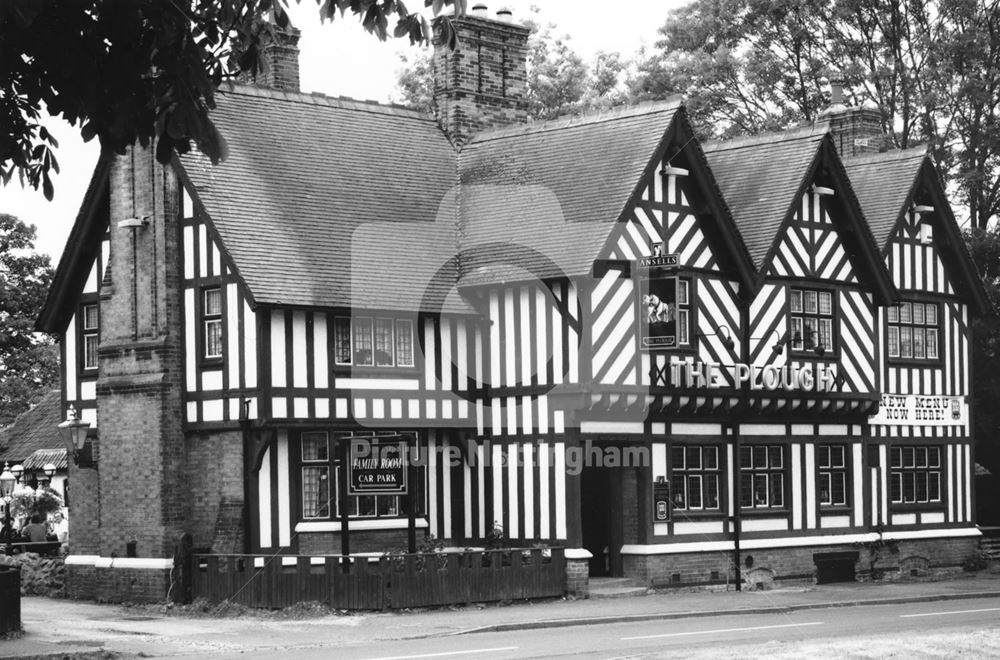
left=295, top=518, right=429, bottom=533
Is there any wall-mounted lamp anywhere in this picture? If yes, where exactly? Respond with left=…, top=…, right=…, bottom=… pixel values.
left=660, top=164, right=689, bottom=177
left=117, top=216, right=150, bottom=229
left=58, top=404, right=92, bottom=465
left=699, top=325, right=735, bottom=350
left=768, top=331, right=788, bottom=355
left=912, top=204, right=935, bottom=215
left=809, top=184, right=835, bottom=196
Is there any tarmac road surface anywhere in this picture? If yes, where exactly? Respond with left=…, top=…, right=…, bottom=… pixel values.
left=201, top=596, right=1000, bottom=660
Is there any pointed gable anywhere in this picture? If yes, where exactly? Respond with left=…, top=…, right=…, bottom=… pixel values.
left=844, top=149, right=990, bottom=314
left=704, top=127, right=895, bottom=303
left=457, top=100, right=754, bottom=289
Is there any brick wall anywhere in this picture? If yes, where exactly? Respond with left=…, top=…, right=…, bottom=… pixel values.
left=432, top=14, right=530, bottom=145
left=94, top=567, right=171, bottom=603
left=623, top=535, right=980, bottom=588
left=67, top=446, right=100, bottom=556
left=185, top=431, right=244, bottom=552
left=64, top=565, right=96, bottom=599
left=826, top=107, right=885, bottom=158
left=96, top=145, right=187, bottom=564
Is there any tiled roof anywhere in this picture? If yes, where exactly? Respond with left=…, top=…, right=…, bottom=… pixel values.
left=703, top=125, right=829, bottom=267
left=842, top=148, right=927, bottom=247
left=178, top=85, right=465, bottom=313
left=458, top=100, right=684, bottom=283
left=22, top=449, right=68, bottom=471
left=0, top=390, right=64, bottom=464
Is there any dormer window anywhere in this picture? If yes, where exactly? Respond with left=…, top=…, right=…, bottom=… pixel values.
left=789, top=288, right=834, bottom=354
left=887, top=301, right=939, bottom=361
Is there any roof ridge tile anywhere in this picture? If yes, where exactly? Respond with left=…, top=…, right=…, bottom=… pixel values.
left=468, top=96, right=683, bottom=144
left=218, top=82, right=436, bottom=121
left=704, top=122, right=830, bottom=153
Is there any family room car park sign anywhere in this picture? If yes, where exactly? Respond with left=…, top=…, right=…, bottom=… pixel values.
left=348, top=437, right=408, bottom=495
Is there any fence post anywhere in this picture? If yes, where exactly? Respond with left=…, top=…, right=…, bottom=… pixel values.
left=172, top=533, right=194, bottom=604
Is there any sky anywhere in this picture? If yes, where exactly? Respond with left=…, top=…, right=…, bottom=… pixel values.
left=1, top=1, right=685, bottom=263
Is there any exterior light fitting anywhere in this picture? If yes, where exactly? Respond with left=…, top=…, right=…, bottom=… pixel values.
left=58, top=404, right=92, bottom=464
left=117, top=216, right=150, bottom=229
left=42, top=463, right=56, bottom=479
left=810, top=184, right=835, bottom=196
left=0, top=464, right=14, bottom=499
left=661, top=164, right=689, bottom=177
left=10, top=464, right=23, bottom=482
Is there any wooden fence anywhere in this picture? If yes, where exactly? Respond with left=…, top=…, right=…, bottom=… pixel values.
left=189, top=548, right=566, bottom=610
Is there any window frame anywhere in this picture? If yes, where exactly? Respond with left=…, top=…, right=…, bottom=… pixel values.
left=201, top=286, right=224, bottom=362
left=788, top=287, right=837, bottom=355
left=80, top=302, right=100, bottom=372
left=333, top=314, right=416, bottom=369
left=669, top=444, right=723, bottom=513
left=889, top=444, right=944, bottom=509
left=739, top=444, right=787, bottom=510
left=296, top=431, right=425, bottom=522
left=886, top=301, right=941, bottom=364
left=816, top=444, right=850, bottom=509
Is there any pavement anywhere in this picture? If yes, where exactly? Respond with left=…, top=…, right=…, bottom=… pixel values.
left=4, top=572, right=1000, bottom=659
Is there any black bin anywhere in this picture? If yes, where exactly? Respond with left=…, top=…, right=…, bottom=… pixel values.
left=0, top=565, right=21, bottom=634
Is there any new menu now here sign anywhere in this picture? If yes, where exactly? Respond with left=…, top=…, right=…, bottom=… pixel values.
left=869, top=394, right=968, bottom=427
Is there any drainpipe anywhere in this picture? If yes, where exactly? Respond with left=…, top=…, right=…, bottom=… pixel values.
left=732, top=424, right=742, bottom=592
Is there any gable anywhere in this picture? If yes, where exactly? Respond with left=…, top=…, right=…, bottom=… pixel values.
left=598, top=110, right=755, bottom=286
left=767, top=190, right=858, bottom=284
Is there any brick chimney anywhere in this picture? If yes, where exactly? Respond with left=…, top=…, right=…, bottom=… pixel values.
left=432, top=7, right=531, bottom=146
left=245, top=26, right=301, bottom=91
left=97, top=144, right=188, bottom=564
left=819, top=74, right=886, bottom=158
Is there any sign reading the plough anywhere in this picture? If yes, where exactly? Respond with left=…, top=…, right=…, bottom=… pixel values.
left=870, top=394, right=968, bottom=427
left=348, top=436, right=408, bottom=495
left=638, top=250, right=684, bottom=350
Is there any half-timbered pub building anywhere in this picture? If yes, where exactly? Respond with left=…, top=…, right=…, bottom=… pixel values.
left=38, top=10, right=989, bottom=601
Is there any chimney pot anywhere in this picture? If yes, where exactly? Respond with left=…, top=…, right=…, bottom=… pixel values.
left=472, top=3, right=488, bottom=17
left=496, top=7, right=513, bottom=21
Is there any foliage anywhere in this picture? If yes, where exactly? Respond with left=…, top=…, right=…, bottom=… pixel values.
left=484, top=520, right=506, bottom=550
left=962, top=550, right=991, bottom=572
left=0, top=214, right=57, bottom=428
left=965, top=226, right=1000, bottom=476
left=634, top=0, right=1000, bottom=228
left=1, top=0, right=469, bottom=200
left=9, top=485, right=63, bottom=522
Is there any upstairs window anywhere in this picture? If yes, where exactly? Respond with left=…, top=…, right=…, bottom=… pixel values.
left=887, top=302, right=939, bottom=361
left=789, top=288, right=834, bottom=353
left=334, top=316, right=415, bottom=368
left=203, top=288, right=223, bottom=359
left=81, top=303, right=99, bottom=371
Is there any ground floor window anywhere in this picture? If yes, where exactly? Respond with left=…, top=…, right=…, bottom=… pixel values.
left=299, top=431, right=424, bottom=521
left=740, top=444, right=785, bottom=509
left=817, top=444, right=848, bottom=508
left=670, top=444, right=721, bottom=511
left=890, top=445, right=942, bottom=505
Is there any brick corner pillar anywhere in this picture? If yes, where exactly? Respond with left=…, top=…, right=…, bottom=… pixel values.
left=94, top=144, right=185, bottom=602
left=565, top=549, right=592, bottom=598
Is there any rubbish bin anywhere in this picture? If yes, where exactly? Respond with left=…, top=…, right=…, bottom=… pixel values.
left=0, top=565, right=21, bottom=633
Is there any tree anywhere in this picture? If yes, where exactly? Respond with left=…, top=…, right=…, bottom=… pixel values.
left=0, top=214, right=58, bottom=428
left=634, top=0, right=1000, bottom=228
left=1, top=0, right=469, bottom=200
left=393, top=10, right=628, bottom=119
left=965, top=226, right=1000, bottom=477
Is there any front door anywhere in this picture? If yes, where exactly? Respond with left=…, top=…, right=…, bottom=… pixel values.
left=580, top=466, right=623, bottom=576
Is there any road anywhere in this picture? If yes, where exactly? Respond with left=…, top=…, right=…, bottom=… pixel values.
left=206, top=597, right=1000, bottom=660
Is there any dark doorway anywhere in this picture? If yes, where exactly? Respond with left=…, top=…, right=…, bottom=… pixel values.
left=581, top=466, right=622, bottom=577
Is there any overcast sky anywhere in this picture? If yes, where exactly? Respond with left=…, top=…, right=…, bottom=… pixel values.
left=2, top=1, right=685, bottom=262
